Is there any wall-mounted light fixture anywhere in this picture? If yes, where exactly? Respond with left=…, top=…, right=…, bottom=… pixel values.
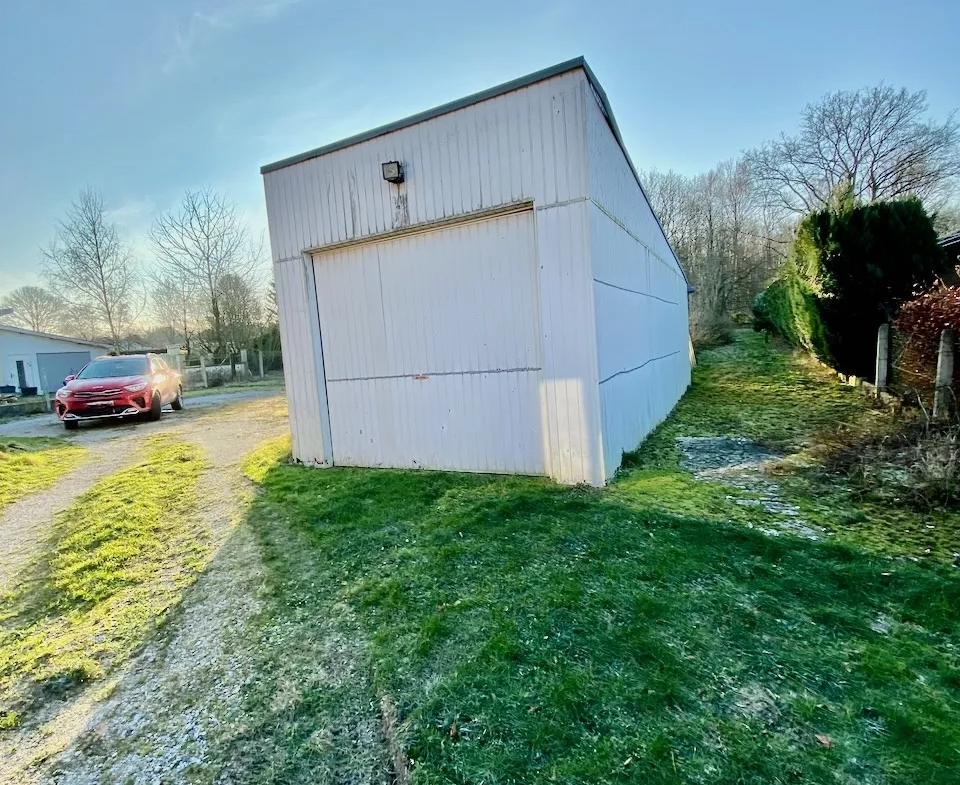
left=381, top=161, right=404, bottom=184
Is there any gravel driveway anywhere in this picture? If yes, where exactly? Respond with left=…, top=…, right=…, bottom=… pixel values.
left=0, top=390, right=290, bottom=784
left=0, top=388, right=278, bottom=441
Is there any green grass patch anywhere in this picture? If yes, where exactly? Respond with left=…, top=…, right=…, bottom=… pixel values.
left=0, top=439, right=208, bottom=724
left=184, top=378, right=284, bottom=399
left=624, top=331, right=960, bottom=563
left=0, top=437, right=86, bottom=511
left=241, top=434, right=291, bottom=483
left=627, top=331, right=877, bottom=469
left=240, top=451, right=960, bottom=784
left=229, top=331, right=960, bottom=783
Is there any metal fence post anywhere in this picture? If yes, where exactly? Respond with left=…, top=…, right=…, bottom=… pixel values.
left=258, top=350, right=265, bottom=380
left=875, top=323, right=890, bottom=396
left=200, top=355, right=209, bottom=389
left=934, top=328, right=954, bottom=419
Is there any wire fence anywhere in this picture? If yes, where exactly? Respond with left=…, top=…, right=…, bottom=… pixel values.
left=173, top=348, right=284, bottom=390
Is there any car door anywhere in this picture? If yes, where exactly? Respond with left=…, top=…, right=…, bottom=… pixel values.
left=149, top=356, right=173, bottom=404
left=157, top=356, right=178, bottom=401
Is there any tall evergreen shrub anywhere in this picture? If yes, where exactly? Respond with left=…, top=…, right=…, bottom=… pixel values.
left=754, top=197, right=946, bottom=377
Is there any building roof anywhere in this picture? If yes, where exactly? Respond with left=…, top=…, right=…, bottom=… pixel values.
left=0, top=323, right=112, bottom=349
left=260, top=57, right=687, bottom=282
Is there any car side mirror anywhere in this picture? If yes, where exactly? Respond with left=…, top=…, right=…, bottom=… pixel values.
left=64, top=375, right=76, bottom=383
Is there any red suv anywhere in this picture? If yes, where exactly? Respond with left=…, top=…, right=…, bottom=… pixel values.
left=55, top=353, right=183, bottom=430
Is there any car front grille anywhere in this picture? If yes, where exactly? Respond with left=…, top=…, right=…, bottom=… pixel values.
left=74, top=389, right=122, bottom=399
left=71, top=405, right=136, bottom=418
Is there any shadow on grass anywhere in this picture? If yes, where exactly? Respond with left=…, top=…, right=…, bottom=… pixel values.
left=238, top=455, right=960, bottom=785
left=0, top=440, right=207, bottom=730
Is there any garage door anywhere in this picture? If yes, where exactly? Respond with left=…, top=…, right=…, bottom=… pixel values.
left=314, top=210, right=544, bottom=474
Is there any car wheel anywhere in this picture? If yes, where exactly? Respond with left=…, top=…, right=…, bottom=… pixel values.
left=171, top=386, right=184, bottom=411
left=64, top=420, right=79, bottom=431
left=148, top=392, right=162, bottom=421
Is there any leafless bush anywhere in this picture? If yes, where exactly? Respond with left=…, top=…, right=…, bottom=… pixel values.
left=825, top=415, right=960, bottom=508
left=690, top=312, right=734, bottom=350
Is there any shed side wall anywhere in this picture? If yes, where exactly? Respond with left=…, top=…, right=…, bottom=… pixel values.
left=265, top=71, right=604, bottom=484
left=585, top=91, right=691, bottom=479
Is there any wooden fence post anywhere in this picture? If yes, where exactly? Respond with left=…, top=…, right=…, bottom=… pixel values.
left=934, top=328, right=954, bottom=419
left=875, top=323, right=890, bottom=396
left=200, top=356, right=209, bottom=389
left=258, top=350, right=265, bottom=380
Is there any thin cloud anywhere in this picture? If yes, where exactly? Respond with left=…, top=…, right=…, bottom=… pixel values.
left=162, top=0, right=302, bottom=74
left=105, top=198, right=156, bottom=225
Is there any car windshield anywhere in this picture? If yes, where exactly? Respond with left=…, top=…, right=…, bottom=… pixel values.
left=76, top=357, right=149, bottom=380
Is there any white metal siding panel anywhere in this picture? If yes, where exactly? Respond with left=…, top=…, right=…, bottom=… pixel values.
left=314, top=211, right=544, bottom=474
left=263, top=71, right=589, bottom=262
left=585, top=88, right=682, bottom=282
left=535, top=200, right=604, bottom=486
left=585, top=86, right=691, bottom=477
left=274, top=258, right=332, bottom=465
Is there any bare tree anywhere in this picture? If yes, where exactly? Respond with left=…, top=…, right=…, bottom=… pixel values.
left=748, top=85, right=960, bottom=213
left=41, top=189, right=139, bottom=348
left=150, top=188, right=263, bottom=361
left=642, top=158, right=792, bottom=339
left=933, top=201, right=960, bottom=236
left=218, top=273, right=264, bottom=355
left=149, top=269, right=203, bottom=355
left=0, top=286, right=64, bottom=332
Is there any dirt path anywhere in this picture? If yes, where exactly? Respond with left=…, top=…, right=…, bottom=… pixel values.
left=0, top=441, right=139, bottom=592
left=0, top=394, right=289, bottom=785
left=0, top=389, right=281, bottom=594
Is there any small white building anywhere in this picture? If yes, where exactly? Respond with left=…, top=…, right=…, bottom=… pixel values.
left=0, top=325, right=109, bottom=395
left=261, top=57, right=690, bottom=485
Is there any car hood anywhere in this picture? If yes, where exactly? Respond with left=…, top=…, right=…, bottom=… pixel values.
left=66, top=375, right=148, bottom=392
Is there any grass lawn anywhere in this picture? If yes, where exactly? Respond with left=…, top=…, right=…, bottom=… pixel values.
left=184, top=377, right=284, bottom=399
left=235, top=334, right=960, bottom=784
left=0, top=439, right=208, bottom=735
left=0, top=438, right=86, bottom=512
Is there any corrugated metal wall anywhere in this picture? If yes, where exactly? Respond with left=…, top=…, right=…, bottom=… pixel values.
left=266, top=70, right=606, bottom=484
left=264, top=71, right=589, bottom=263
left=585, top=89, right=691, bottom=479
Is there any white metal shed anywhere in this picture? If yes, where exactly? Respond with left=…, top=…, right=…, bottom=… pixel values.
left=261, top=57, right=690, bottom=486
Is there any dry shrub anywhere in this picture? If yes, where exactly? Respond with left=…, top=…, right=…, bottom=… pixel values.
left=893, top=286, right=960, bottom=400
left=690, top=312, right=733, bottom=350
left=823, top=416, right=960, bottom=508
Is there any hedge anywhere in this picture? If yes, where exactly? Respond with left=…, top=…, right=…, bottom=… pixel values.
left=753, top=197, right=945, bottom=378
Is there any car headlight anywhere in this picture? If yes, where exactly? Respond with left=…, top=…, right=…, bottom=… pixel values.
left=124, top=382, right=148, bottom=392
left=56, top=388, right=72, bottom=400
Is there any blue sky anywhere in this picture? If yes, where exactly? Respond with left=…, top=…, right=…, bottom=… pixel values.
left=1, top=0, right=957, bottom=291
